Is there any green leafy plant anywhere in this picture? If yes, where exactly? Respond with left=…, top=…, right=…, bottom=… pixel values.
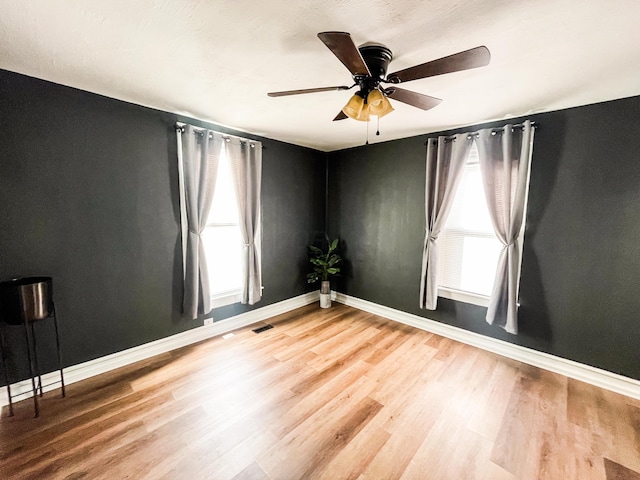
left=307, top=238, right=341, bottom=284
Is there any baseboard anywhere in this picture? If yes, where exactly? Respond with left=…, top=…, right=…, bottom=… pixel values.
left=333, top=292, right=640, bottom=400
left=1, top=291, right=319, bottom=407
left=5, top=290, right=638, bottom=407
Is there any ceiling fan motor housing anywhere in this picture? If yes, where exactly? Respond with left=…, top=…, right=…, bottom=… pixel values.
left=358, top=42, right=393, bottom=81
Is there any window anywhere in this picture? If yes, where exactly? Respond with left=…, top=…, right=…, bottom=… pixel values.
left=201, top=144, right=244, bottom=308
left=438, top=143, right=504, bottom=307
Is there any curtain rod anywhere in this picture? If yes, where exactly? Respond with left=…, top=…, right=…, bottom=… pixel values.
left=424, top=121, right=537, bottom=145
left=175, top=122, right=262, bottom=147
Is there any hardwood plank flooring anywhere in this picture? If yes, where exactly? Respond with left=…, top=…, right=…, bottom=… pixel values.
left=1, top=303, right=639, bottom=479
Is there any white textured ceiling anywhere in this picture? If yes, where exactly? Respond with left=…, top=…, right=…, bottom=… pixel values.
left=2, top=0, right=640, bottom=151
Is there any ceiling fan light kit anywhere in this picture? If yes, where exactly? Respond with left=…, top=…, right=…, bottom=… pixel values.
left=366, top=89, right=394, bottom=118
left=268, top=31, right=491, bottom=125
left=341, top=89, right=394, bottom=122
left=342, top=93, right=368, bottom=121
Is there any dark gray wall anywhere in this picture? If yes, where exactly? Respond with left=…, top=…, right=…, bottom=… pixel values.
left=328, top=96, right=640, bottom=380
left=2, top=67, right=638, bottom=386
left=0, top=70, right=325, bottom=383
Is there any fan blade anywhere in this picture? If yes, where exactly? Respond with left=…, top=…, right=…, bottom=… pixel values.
left=385, top=87, right=442, bottom=110
left=386, top=46, right=490, bottom=84
left=268, top=86, right=351, bottom=97
left=333, top=111, right=348, bottom=121
left=318, top=32, right=371, bottom=77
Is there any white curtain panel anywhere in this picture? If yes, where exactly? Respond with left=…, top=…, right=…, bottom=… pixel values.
left=420, top=134, right=474, bottom=309
left=225, top=138, right=263, bottom=305
left=177, top=126, right=223, bottom=319
left=476, top=120, right=534, bottom=334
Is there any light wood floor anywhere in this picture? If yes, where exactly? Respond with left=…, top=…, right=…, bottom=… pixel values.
left=1, top=304, right=639, bottom=480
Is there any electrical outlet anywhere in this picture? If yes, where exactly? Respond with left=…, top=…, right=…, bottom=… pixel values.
left=204, top=318, right=213, bottom=326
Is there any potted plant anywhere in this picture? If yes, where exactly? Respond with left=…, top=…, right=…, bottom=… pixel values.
left=307, top=238, right=341, bottom=308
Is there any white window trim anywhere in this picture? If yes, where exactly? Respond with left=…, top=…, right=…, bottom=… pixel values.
left=210, top=289, right=243, bottom=309
left=210, top=286, right=264, bottom=309
left=437, top=228, right=497, bottom=308
left=435, top=143, right=500, bottom=309
left=435, top=130, right=534, bottom=311
left=204, top=143, right=243, bottom=309
left=436, top=144, right=496, bottom=308
left=438, top=286, right=490, bottom=308
left=205, top=218, right=243, bottom=307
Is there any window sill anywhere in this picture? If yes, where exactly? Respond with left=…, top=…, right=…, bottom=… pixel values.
left=210, top=286, right=264, bottom=309
left=438, top=287, right=490, bottom=308
left=210, top=290, right=242, bottom=308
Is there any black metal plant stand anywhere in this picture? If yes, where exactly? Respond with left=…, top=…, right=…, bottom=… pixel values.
left=0, top=277, right=65, bottom=417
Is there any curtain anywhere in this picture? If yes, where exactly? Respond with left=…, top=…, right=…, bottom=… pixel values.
left=177, top=125, right=224, bottom=319
left=225, top=137, right=263, bottom=305
left=419, top=134, right=474, bottom=309
left=476, top=120, right=534, bottom=334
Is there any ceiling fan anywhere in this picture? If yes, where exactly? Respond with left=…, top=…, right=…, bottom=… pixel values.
left=268, top=32, right=491, bottom=122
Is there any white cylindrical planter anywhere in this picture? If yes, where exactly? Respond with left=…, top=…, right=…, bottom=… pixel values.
left=320, top=280, right=331, bottom=308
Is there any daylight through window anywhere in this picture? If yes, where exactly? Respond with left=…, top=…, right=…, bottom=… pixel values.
left=201, top=144, right=244, bottom=307
left=438, top=143, right=503, bottom=306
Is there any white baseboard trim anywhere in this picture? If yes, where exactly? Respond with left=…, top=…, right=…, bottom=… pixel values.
left=334, top=292, right=640, bottom=401
left=1, top=291, right=319, bottom=407
left=5, top=291, right=637, bottom=407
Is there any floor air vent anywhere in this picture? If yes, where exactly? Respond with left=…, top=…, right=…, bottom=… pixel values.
left=252, top=324, right=274, bottom=334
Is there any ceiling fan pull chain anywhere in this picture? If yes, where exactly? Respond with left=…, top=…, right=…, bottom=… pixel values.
left=365, top=118, right=370, bottom=145
left=376, top=115, right=380, bottom=136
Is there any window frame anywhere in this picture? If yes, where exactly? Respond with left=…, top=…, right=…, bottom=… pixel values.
left=436, top=142, right=530, bottom=308
left=202, top=144, right=244, bottom=309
